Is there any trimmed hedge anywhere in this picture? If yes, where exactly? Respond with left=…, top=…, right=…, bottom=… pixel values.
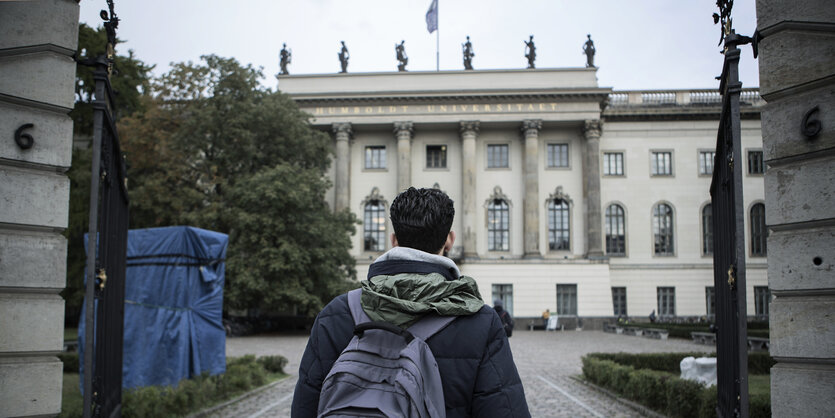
left=626, top=321, right=770, bottom=339
left=59, top=354, right=288, bottom=418
left=582, top=354, right=771, bottom=418
left=585, top=352, right=775, bottom=375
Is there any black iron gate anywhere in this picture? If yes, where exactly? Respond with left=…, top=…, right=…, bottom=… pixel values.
left=709, top=2, right=758, bottom=417
left=82, top=2, right=129, bottom=417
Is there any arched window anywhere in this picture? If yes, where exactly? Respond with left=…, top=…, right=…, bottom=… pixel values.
left=750, top=203, right=767, bottom=256
left=487, top=199, right=509, bottom=251
left=653, top=203, right=675, bottom=256
left=605, top=204, right=626, bottom=256
left=548, top=199, right=570, bottom=250
left=363, top=200, right=386, bottom=252
left=702, top=204, right=713, bottom=256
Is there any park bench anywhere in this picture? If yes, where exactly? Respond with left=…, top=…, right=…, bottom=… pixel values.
left=642, top=328, right=670, bottom=340
left=603, top=323, right=618, bottom=333
left=623, top=327, right=643, bottom=337
left=63, top=340, right=78, bottom=352
left=691, top=331, right=717, bottom=345
left=747, top=336, right=769, bottom=351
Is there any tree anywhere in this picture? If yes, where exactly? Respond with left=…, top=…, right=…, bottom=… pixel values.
left=63, top=24, right=153, bottom=323
left=118, top=55, right=358, bottom=315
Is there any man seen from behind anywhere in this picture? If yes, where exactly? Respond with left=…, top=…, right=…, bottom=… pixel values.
left=291, top=187, right=530, bottom=417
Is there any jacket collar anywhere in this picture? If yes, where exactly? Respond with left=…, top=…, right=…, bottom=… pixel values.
left=368, top=247, right=461, bottom=281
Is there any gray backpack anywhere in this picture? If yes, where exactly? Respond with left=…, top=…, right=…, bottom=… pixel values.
left=317, top=288, right=455, bottom=418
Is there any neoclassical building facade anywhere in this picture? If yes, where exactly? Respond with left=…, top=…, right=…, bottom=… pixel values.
left=278, top=69, right=767, bottom=325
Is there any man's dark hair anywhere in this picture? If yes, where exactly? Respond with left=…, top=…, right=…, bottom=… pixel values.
left=390, top=187, right=455, bottom=254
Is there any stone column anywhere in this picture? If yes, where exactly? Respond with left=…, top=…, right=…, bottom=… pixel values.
left=460, top=121, right=480, bottom=259
left=583, top=120, right=604, bottom=257
left=522, top=120, right=542, bottom=257
left=332, top=123, right=352, bottom=212
left=394, top=121, right=414, bottom=192
left=0, top=1, right=78, bottom=416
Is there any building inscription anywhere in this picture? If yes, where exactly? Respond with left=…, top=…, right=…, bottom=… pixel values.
left=308, top=102, right=561, bottom=116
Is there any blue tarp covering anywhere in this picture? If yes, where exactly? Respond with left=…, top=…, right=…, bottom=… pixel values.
left=79, top=226, right=228, bottom=389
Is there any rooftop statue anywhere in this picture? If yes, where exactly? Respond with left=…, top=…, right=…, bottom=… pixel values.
left=524, top=35, right=536, bottom=69
left=338, top=41, right=349, bottom=73
left=396, top=40, right=408, bottom=72
left=583, top=34, right=596, bottom=68
left=279, top=43, right=292, bottom=75
left=462, top=36, right=474, bottom=70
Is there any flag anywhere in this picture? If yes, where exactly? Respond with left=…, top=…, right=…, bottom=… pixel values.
left=426, top=0, right=438, bottom=33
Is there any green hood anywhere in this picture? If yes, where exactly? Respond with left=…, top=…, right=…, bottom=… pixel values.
left=360, top=272, right=484, bottom=328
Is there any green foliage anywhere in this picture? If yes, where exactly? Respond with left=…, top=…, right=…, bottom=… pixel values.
left=585, top=352, right=774, bottom=375
left=582, top=353, right=771, bottom=418
left=627, top=321, right=769, bottom=339
left=119, top=55, right=358, bottom=315
left=62, top=355, right=286, bottom=417
left=59, top=352, right=79, bottom=373
left=257, top=355, right=289, bottom=374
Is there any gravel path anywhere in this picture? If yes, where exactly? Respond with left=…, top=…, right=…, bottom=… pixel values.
left=206, top=329, right=714, bottom=417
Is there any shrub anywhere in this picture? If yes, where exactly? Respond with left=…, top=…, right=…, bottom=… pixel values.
left=586, top=352, right=774, bottom=375
left=257, top=355, right=288, bottom=374
left=59, top=352, right=79, bottom=373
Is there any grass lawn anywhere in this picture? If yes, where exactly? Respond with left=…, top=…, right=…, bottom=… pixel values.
left=749, top=374, right=770, bottom=396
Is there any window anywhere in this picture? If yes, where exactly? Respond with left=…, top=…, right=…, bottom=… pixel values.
left=702, top=204, right=713, bottom=256
left=748, top=150, right=764, bottom=174
left=547, top=144, right=569, bottom=168
left=651, top=151, right=673, bottom=176
left=492, top=284, right=514, bottom=315
left=605, top=204, right=626, bottom=256
left=699, top=151, right=715, bottom=175
left=705, top=287, right=715, bottom=320
left=603, top=152, right=624, bottom=176
left=487, top=199, right=509, bottom=251
left=547, top=199, right=570, bottom=250
left=365, top=146, right=386, bottom=169
left=363, top=200, right=386, bottom=251
left=754, top=286, right=770, bottom=319
left=612, top=287, right=627, bottom=316
left=657, top=287, right=676, bottom=317
left=557, top=284, right=577, bottom=316
left=652, top=203, right=675, bottom=256
left=751, top=203, right=767, bottom=256
left=426, top=145, right=447, bottom=169
left=487, top=144, right=509, bottom=168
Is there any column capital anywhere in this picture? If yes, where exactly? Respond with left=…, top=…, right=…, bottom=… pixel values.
left=521, top=119, right=543, bottom=134
left=393, top=121, right=414, bottom=137
left=583, top=119, right=602, bottom=139
left=459, top=120, right=480, bottom=135
left=332, top=122, right=353, bottom=138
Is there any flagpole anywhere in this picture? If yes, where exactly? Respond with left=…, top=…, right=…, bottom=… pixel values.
left=436, top=1, right=439, bottom=71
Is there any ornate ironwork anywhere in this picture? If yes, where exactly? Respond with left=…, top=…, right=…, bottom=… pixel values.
left=713, top=0, right=734, bottom=46
left=802, top=105, right=822, bottom=139
left=82, top=2, right=128, bottom=417
left=14, top=123, right=34, bottom=149
left=709, top=4, right=751, bottom=414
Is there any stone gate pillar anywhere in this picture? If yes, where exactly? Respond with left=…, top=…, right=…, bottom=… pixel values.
left=0, top=1, right=79, bottom=416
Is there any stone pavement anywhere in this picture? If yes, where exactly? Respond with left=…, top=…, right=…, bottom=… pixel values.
left=206, top=330, right=714, bottom=417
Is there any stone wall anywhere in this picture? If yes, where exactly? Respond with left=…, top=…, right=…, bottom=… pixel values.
left=756, top=1, right=835, bottom=416
left=0, top=0, right=78, bottom=416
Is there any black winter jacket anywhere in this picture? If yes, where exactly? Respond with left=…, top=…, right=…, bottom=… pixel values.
left=291, top=292, right=530, bottom=417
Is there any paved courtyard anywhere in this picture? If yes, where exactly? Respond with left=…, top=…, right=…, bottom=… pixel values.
left=206, top=329, right=714, bottom=417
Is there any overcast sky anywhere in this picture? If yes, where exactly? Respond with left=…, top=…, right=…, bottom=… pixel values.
left=79, top=0, right=760, bottom=91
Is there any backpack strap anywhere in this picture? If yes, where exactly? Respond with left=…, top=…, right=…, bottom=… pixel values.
left=347, top=288, right=456, bottom=341
left=347, top=288, right=371, bottom=325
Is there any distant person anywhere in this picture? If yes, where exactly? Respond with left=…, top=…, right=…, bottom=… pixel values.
left=649, top=309, right=657, bottom=323
left=494, top=299, right=514, bottom=337
left=292, top=187, right=530, bottom=417
left=542, top=308, right=550, bottom=330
